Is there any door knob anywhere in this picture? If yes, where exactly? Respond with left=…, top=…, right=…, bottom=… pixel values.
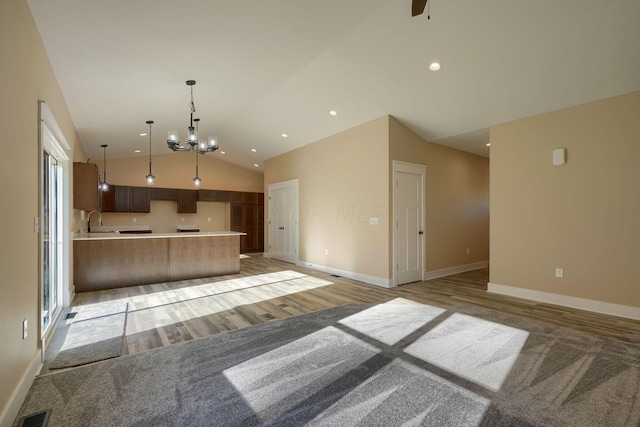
left=418, top=230, right=424, bottom=235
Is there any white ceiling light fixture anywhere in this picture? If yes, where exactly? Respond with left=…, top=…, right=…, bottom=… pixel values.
left=145, top=120, right=155, bottom=184
left=281, top=133, right=288, bottom=138
left=486, top=143, right=491, bottom=147
left=329, top=110, right=337, bottom=116
left=428, top=61, right=441, bottom=71
left=166, top=80, right=220, bottom=186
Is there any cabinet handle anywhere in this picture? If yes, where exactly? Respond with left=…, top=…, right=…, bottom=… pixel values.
left=278, top=227, right=285, bottom=230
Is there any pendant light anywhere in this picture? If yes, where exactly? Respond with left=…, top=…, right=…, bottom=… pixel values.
left=145, top=120, right=155, bottom=184
left=193, top=118, right=201, bottom=186
left=100, top=144, right=109, bottom=191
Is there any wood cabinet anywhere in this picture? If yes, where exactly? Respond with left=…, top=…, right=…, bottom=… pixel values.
left=177, top=189, right=198, bottom=213
left=73, top=162, right=99, bottom=211
left=101, top=185, right=150, bottom=213
left=101, top=185, right=115, bottom=212
left=151, top=187, right=178, bottom=201
left=198, top=189, right=231, bottom=202
left=231, top=191, right=264, bottom=253
left=129, top=187, right=151, bottom=212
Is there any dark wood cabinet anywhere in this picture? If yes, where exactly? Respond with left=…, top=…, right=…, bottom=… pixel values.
left=114, top=186, right=130, bottom=212
left=101, top=185, right=115, bottom=212
left=151, top=187, right=178, bottom=201
left=129, top=187, right=151, bottom=212
left=73, top=162, right=99, bottom=211
left=231, top=191, right=258, bottom=204
left=177, top=189, right=198, bottom=213
left=198, top=189, right=231, bottom=202
left=230, top=191, right=264, bottom=253
left=101, top=185, right=150, bottom=213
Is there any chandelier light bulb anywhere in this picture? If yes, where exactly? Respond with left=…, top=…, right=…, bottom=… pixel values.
left=146, top=174, right=155, bottom=184
left=193, top=176, right=201, bottom=186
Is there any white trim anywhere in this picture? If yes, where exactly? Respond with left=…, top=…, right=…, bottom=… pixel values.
left=488, top=282, right=640, bottom=321
left=40, top=101, right=71, bottom=155
left=0, top=352, right=42, bottom=427
left=297, top=260, right=392, bottom=288
left=425, top=261, right=490, bottom=281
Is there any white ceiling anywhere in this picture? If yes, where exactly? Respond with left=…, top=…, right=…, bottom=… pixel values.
left=27, top=0, right=640, bottom=171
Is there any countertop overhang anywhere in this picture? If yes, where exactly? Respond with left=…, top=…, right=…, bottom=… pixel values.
left=74, top=231, right=246, bottom=241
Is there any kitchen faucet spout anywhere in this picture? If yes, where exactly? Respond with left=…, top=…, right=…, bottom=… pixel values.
left=87, top=210, right=102, bottom=233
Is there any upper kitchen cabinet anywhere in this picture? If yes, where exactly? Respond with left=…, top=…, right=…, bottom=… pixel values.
left=177, top=189, right=198, bottom=213
left=101, top=185, right=151, bottom=213
left=73, top=162, right=99, bottom=211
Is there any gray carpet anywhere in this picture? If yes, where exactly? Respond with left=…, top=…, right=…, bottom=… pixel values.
left=15, top=298, right=640, bottom=426
left=47, top=302, right=128, bottom=369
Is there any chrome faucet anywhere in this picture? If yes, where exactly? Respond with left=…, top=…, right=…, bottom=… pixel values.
left=87, top=210, right=102, bottom=233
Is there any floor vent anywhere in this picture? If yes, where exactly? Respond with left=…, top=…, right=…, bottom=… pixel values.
left=17, top=409, right=51, bottom=427
left=65, top=312, right=77, bottom=320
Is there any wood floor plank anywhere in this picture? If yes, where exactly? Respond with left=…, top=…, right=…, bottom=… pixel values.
left=67, top=256, right=640, bottom=359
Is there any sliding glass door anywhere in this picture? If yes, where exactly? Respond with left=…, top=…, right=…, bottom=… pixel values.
left=42, top=148, right=62, bottom=332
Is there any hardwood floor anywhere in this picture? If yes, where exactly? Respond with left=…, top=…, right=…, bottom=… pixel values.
left=70, top=255, right=640, bottom=360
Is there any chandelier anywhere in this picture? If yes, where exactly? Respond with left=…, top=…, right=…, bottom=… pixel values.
left=166, top=80, right=219, bottom=186
left=167, top=80, right=219, bottom=155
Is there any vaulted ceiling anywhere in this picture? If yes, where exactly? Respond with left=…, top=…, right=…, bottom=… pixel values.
left=27, top=0, right=640, bottom=171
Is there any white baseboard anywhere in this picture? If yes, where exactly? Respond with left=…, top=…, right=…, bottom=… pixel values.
left=0, top=351, right=42, bottom=427
left=425, top=261, right=490, bottom=281
left=297, top=261, right=392, bottom=288
left=488, top=282, right=640, bottom=321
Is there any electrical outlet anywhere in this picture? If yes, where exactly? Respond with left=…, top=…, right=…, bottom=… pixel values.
left=181, top=217, right=185, bottom=222
left=132, top=217, right=137, bottom=223
left=324, top=249, right=329, bottom=256
left=23, top=319, right=28, bottom=340
left=555, top=268, right=564, bottom=278
left=466, top=247, right=470, bottom=255
left=208, top=217, right=211, bottom=222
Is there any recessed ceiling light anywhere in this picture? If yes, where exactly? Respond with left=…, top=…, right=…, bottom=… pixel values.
left=134, top=149, right=141, bottom=153
left=329, top=110, right=337, bottom=116
left=282, top=133, right=288, bottom=138
left=220, top=151, right=226, bottom=154
left=428, top=62, right=441, bottom=71
left=253, top=164, right=259, bottom=167
left=251, top=148, right=257, bottom=152
left=486, top=143, right=491, bottom=147
left=139, top=133, right=147, bottom=137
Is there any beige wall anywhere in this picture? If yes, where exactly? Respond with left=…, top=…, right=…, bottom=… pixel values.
left=98, top=153, right=263, bottom=192
left=0, top=0, right=82, bottom=422
left=389, top=117, right=490, bottom=273
left=264, top=115, right=490, bottom=282
left=99, top=201, right=229, bottom=234
left=86, top=153, right=263, bottom=233
left=265, top=116, right=390, bottom=280
left=490, top=91, right=640, bottom=308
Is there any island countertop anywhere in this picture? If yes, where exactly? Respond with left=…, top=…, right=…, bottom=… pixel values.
left=73, top=231, right=246, bottom=241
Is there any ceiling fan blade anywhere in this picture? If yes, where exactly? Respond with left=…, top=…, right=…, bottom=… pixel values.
left=412, top=0, right=428, bottom=17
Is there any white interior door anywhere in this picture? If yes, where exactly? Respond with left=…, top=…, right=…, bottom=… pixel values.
left=394, top=162, right=425, bottom=285
left=268, top=179, right=298, bottom=263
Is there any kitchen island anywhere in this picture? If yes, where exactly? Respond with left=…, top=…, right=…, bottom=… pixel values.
left=73, top=231, right=246, bottom=292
